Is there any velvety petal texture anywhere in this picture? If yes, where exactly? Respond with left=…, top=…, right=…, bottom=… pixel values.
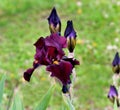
left=24, top=34, right=67, bottom=81
left=62, top=56, right=80, bottom=67
left=48, top=7, right=61, bottom=34
left=46, top=60, right=73, bottom=85
left=24, top=60, right=39, bottom=82
left=64, top=20, right=77, bottom=52
left=34, top=34, right=67, bottom=65
left=24, top=68, right=35, bottom=82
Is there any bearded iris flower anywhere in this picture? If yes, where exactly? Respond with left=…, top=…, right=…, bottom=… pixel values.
left=112, top=52, right=120, bottom=74
left=64, top=20, right=76, bottom=52
left=24, top=33, right=79, bottom=93
left=108, top=85, right=120, bottom=107
left=48, top=7, right=61, bottom=35
left=24, top=7, right=79, bottom=94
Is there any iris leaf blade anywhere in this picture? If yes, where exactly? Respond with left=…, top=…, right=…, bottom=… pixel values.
left=0, top=75, right=6, bottom=105
left=35, top=85, right=55, bottom=110
left=10, top=94, right=24, bottom=110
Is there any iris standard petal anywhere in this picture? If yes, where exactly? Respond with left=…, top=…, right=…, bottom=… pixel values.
left=62, top=56, right=80, bottom=68
left=45, top=34, right=67, bottom=49
left=45, top=34, right=67, bottom=59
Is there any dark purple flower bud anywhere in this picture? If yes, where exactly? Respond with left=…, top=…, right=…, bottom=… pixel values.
left=48, top=7, right=61, bottom=35
left=112, top=52, right=119, bottom=66
left=112, top=52, right=120, bottom=74
left=108, top=85, right=120, bottom=107
left=24, top=68, right=35, bottom=82
left=46, top=60, right=73, bottom=85
left=64, top=20, right=77, bottom=52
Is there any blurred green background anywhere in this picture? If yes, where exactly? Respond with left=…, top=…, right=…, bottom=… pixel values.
left=0, top=0, right=120, bottom=109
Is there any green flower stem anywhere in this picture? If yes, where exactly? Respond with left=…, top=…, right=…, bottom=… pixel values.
left=67, top=52, right=75, bottom=110
left=62, top=93, right=75, bottom=110
left=68, top=52, right=74, bottom=58
left=112, top=74, right=120, bottom=87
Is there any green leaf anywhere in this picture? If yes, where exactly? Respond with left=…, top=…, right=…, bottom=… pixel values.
left=114, top=100, right=118, bottom=110
left=10, top=94, right=24, bottom=110
left=35, top=85, right=55, bottom=110
left=62, top=94, right=75, bottom=110
left=0, top=75, right=6, bottom=105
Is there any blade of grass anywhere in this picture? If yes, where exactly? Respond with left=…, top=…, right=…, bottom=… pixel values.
left=10, top=94, right=24, bottom=110
left=62, top=94, right=75, bottom=110
left=0, top=75, right=6, bottom=105
left=35, top=85, right=55, bottom=110
left=114, top=100, right=118, bottom=110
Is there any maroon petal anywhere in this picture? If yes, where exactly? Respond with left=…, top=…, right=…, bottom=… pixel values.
left=46, top=60, right=73, bottom=85
left=45, top=34, right=67, bottom=49
left=62, top=56, right=80, bottom=67
left=34, top=37, right=49, bottom=65
left=34, top=34, right=67, bottom=65
left=24, top=68, right=35, bottom=81
left=45, top=34, right=67, bottom=59
left=34, top=37, right=45, bottom=49
left=51, top=34, right=67, bottom=48
left=33, top=60, right=39, bottom=68
left=46, top=46, right=58, bottom=63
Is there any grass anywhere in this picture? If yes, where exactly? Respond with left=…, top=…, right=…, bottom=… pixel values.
left=0, top=0, right=120, bottom=109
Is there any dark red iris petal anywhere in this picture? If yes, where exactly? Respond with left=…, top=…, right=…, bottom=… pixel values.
left=62, top=56, right=80, bottom=67
left=45, top=34, right=67, bottom=49
left=24, top=68, right=35, bottom=82
left=34, top=37, right=45, bottom=49
left=46, top=60, right=72, bottom=85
